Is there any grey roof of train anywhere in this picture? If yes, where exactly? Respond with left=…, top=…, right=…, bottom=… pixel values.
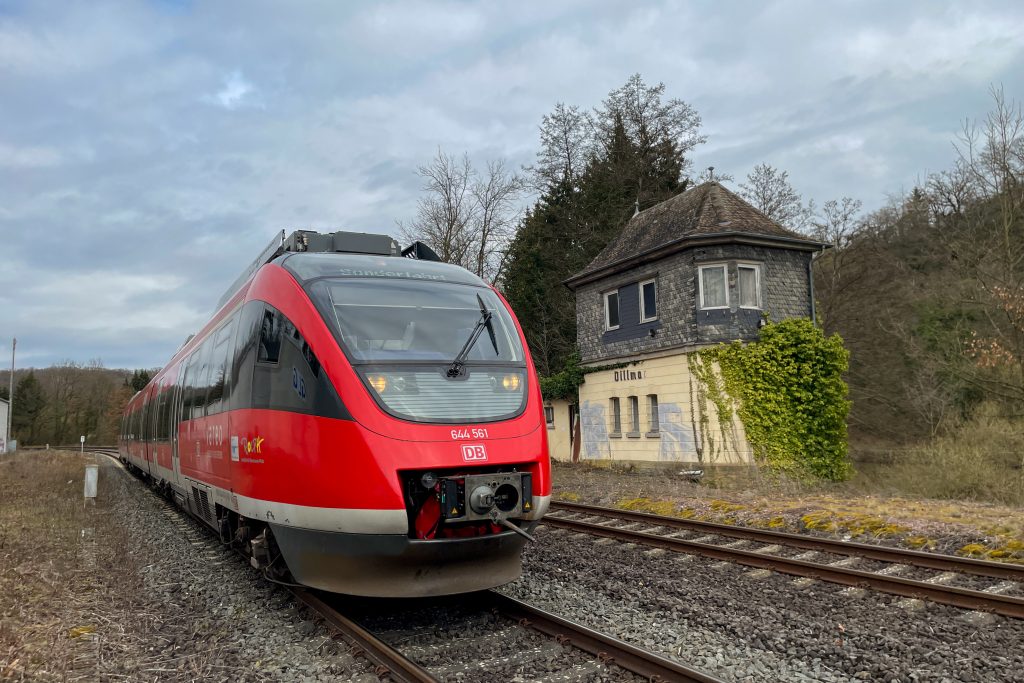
left=279, top=252, right=487, bottom=287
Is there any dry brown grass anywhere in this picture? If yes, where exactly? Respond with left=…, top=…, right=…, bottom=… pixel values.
left=0, top=451, right=196, bottom=681
left=0, top=450, right=119, bottom=680
left=851, top=411, right=1024, bottom=507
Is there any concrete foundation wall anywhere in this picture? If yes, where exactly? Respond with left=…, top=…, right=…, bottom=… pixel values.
left=577, top=352, right=753, bottom=466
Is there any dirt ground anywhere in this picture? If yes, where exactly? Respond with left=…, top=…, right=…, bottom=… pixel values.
left=549, top=460, right=1024, bottom=562
left=0, top=450, right=372, bottom=682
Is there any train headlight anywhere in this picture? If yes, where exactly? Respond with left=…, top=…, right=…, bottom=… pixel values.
left=501, top=374, right=521, bottom=391
left=367, top=374, right=388, bottom=393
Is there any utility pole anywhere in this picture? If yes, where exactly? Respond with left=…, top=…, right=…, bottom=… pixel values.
left=7, top=338, right=14, bottom=452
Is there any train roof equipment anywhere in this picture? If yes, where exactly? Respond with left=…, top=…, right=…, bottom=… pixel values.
left=216, top=229, right=442, bottom=312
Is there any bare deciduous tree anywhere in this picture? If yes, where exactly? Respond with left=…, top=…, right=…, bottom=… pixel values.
left=399, top=150, right=476, bottom=267
left=739, top=163, right=814, bottom=232
left=400, top=149, right=524, bottom=284
left=529, top=103, right=592, bottom=191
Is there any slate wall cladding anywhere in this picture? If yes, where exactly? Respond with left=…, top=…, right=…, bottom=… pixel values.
left=576, top=244, right=813, bottom=363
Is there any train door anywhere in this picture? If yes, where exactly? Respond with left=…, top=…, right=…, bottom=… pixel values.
left=169, top=363, right=186, bottom=490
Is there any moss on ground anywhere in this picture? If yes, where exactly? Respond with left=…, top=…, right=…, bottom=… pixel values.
left=616, top=497, right=677, bottom=516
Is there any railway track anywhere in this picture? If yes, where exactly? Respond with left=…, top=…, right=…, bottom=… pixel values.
left=546, top=501, right=1024, bottom=619
left=313, top=589, right=723, bottom=683
left=92, top=449, right=720, bottom=682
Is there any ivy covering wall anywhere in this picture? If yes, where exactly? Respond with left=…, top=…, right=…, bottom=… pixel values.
left=703, top=318, right=851, bottom=480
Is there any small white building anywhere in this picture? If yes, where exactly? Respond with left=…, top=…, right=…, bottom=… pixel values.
left=0, top=397, right=9, bottom=453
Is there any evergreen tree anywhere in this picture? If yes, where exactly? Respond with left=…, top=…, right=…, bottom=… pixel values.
left=504, top=75, right=702, bottom=376
left=127, top=369, right=151, bottom=392
left=11, top=371, right=46, bottom=444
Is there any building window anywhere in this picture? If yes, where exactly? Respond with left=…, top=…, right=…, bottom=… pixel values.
left=640, top=278, right=657, bottom=322
left=699, top=264, right=728, bottom=309
left=627, top=395, right=640, bottom=436
left=738, top=264, right=761, bottom=309
left=647, top=394, right=659, bottom=433
left=544, top=406, right=555, bottom=428
left=609, top=397, right=621, bottom=435
left=604, top=290, right=620, bottom=330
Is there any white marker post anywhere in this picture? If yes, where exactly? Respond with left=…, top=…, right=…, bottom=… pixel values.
left=80, top=435, right=85, bottom=454
left=84, top=464, right=98, bottom=501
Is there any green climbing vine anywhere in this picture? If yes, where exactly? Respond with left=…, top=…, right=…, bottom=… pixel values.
left=701, top=318, right=852, bottom=481
left=689, top=354, right=737, bottom=458
left=539, top=352, right=637, bottom=401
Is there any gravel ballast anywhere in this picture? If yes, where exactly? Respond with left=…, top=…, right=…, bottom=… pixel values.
left=500, top=525, right=1024, bottom=682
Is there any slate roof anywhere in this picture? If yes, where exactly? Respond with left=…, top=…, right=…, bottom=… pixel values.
left=566, top=182, right=825, bottom=288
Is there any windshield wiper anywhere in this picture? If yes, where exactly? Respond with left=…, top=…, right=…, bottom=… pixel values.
left=446, top=294, right=499, bottom=377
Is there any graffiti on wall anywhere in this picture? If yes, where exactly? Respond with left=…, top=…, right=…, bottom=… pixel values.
left=657, top=401, right=698, bottom=461
left=579, top=400, right=611, bottom=460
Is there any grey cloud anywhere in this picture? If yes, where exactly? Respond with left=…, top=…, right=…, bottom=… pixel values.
left=2, top=0, right=1023, bottom=368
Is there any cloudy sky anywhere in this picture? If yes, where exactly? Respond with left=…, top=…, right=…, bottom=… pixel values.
left=2, top=0, right=1023, bottom=370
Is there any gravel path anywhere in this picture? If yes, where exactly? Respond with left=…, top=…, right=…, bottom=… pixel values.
left=499, top=525, right=1024, bottom=682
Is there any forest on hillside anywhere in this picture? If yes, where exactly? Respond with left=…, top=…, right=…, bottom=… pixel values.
left=1, top=365, right=150, bottom=447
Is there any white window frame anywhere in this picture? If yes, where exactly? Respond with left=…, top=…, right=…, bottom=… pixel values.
left=639, top=278, right=658, bottom=323
left=604, top=289, right=620, bottom=330
left=544, top=406, right=555, bottom=428
left=698, top=263, right=729, bottom=310
left=737, top=263, right=762, bottom=309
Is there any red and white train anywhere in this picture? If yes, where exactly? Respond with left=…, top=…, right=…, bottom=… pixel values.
left=119, top=230, right=550, bottom=597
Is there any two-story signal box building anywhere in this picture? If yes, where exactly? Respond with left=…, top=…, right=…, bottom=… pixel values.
left=550, top=182, right=827, bottom=466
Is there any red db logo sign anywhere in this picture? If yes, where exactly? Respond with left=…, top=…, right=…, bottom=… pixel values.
left=461, top=444, right=487, bottom=462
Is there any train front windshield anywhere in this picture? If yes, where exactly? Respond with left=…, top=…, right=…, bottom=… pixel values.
left=311, top=278, right=528, bottom=423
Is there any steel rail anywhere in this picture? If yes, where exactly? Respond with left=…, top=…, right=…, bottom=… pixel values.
left=487, top=591, right=724, bottom=683
left=544, top=515, right=1024, bottom=619
left=549, top=501, right=1024, bottom=582
left=293, top=590, right=438, bottom=683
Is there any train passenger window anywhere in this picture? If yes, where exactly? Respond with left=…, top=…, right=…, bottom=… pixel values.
left=192, top=339, right=214, bottom=420
left=206, top=314, right=238, bottom=415
left=229, top=301, right=263, bottom=411
left=181, top=351, right=199, bottom=419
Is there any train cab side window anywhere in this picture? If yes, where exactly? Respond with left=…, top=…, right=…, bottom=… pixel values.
left=258, top=309, right=282, bottom=364
left=251, top=304, right=346, bottom=419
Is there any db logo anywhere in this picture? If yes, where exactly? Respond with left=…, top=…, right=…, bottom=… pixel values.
left=461, top=444, right=487, bottom=462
